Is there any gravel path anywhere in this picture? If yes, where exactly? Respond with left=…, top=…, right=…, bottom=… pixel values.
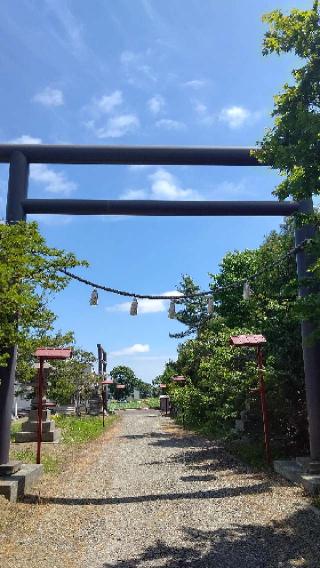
left=2, top=409, right=320, bottom=567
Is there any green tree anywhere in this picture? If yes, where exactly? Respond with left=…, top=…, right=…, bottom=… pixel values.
left=170, top=275, right=208, bottom=339
left=0, top=221, right=86, bottom=365
left=47, top=347, right=96, bottom=405
left=135, top=379, right=153, bottom=399
left=110, top=365, right=138, bottom=399
left=256, top=2, right=320, bottom=201
left=160, top=223, right=309, bottom=450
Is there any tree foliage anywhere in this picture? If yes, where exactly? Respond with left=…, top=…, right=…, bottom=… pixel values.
left=0, top=221, right=86, bottom=365
left=255, top=2, right=320, bottom=200
left=47, top=347, right=96, bottom=405
left=110, top=365, right=138, bottom=399
left=160, top=223, right=309, bottom=452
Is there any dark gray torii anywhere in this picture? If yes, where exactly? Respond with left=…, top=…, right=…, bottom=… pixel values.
left=0, top=144, right=319, bottom=468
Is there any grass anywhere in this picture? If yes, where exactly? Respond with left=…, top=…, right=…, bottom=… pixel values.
left=109, top=398, right=159, bottom=411
left=10, top=414, right=118, bottom=475
left=224, top=439, right=270, bottom=470
left=10, top=418, right=25, bottom=440
left=10, top=448, right=60, bottom=473
left=53, top=414, right=117, bottom=444
left=176, top=419, right=280, bottom=471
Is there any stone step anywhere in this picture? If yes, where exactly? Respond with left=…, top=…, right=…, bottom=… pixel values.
left=274, top=459, right=320, bottom=495
left=15, top=429, right=61, bottom=443
left=21, top=420, right=55, bottom=433
left=0, top=464, right=43, bottom=502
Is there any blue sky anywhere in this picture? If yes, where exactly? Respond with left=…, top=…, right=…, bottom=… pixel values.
left=0, top=0, right=311, bottom=382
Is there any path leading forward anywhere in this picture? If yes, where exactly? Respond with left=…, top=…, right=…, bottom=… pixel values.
left=2, top=410, right=320, bottom=567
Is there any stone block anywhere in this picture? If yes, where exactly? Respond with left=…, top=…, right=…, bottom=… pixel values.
left=21, top=420, right=54, bottom=433
left=274, top=458, right=320, bottom=495
left=296, top=456, right=320, bottom=474
left=29, top=409, right=51, bottom=421
left=0, top=464, right=43, bottom=502
left=15, top=428, right=61, bottom=443
left=0, top=461, right=22, bottom=475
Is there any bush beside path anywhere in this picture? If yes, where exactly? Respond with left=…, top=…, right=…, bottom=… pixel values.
left=1, top=410, right=320, bottom=567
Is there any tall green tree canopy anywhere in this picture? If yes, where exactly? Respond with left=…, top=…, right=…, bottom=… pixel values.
left=256, top=1, right=320, bottom=200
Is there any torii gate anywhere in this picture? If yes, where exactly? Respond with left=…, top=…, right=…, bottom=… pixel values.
left=0, top=144, right=319, bottom=470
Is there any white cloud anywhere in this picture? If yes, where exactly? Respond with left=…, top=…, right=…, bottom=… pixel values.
left=33, top=87, right=64, bottom=107
left=183, top=80, right=206, bottom=89
left=91, top=114, right=140, bottom=138
left=95, top=90, right=123, bottom=114
left=120, top=189, right=147, bottom=199
left=110, top=343, right=150, bottom=356
left=10, top=135, right=42, bottom=144
left=211, top=180, right=258, bottom=198
left=194, top=102, right=207, bottom=115
left=30, top=164, right=77, bottom=195
left=106, top=290, right=182, bottom=315
left=121, top=169, right=201, bottom=201
left=45, top=0, right=85, bottom=56
left=219, top=106, right=251, bottom=129
left=120, top=50, right=157, bottom=85
left=148, top=95, right=165, bottom=115
left=149, top=169, right=200, bottom=200
left=128, top=165, right=153, bottom=171
left=155, top=119, right=186, bottom=131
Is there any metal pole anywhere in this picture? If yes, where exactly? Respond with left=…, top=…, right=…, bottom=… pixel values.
left=103, top=351, right=107, bottom=414
left=36, top=357, right=44, bottom=465
left=257, top=346, right=271, bottom=465
left=295, top=198, right=320, bottom=461
left=0, top=151, right=29, bottom=466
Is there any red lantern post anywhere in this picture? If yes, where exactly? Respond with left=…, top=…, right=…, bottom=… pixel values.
left=34, top=348, right=72, bottom=464
left=229, top=334, right=271, bottom=464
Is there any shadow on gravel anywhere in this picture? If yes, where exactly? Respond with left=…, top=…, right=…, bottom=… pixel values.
left=119, top=432, right=171, bottom=440
left=180, top=474, right=217, bottom=482
left=101, top=508, right=320, bottom=568
left=24, top=481, right=271, bottom=506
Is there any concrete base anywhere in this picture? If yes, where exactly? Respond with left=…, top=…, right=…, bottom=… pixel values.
left=0, top=464, right=43, bottom=502
left=274, top=457, right=320, bottom=495
left=15, top=429, right=61, bottom=443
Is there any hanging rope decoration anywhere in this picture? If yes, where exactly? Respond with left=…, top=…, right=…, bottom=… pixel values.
left=130, top=297, right=138, bottom=316
left=90, top=288, right=99, bottom=306
left=168, top=299, right=176, bottom=319
left=242, top=281, right=253, bottom=301
left=58, top=238, right=312, bottom=316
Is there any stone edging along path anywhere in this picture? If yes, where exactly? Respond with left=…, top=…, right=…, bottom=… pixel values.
left=1, top=409, right=320, bottom=567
